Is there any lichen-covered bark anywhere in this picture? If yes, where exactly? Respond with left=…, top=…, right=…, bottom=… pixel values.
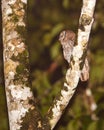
left=46, top=0, right=96, bottom=129
left=1, top=0, right=50, bottom=130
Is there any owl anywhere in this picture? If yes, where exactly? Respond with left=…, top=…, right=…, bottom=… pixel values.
left=59, top=30, right=76, bottom=63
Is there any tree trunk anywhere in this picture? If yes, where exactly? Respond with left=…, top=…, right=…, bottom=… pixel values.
left=1, top=0, right=50, bottom=130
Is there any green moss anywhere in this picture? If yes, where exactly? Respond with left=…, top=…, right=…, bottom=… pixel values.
left=20, top=108, right=51, bottom=130
left=14, top=68, right=29, bottom=85
left=80, top=14, right=92, bottom=26
left=16, top=64, right=26, bottom=74
left=16, top=25, right=27, bottom=38
left=11, top=50, right=29, bottom=64
left=79, top=14, right=92, bottom=31
left=12, top=15, right=19, bottom=23
left=11, top=50, right=30, bottom=85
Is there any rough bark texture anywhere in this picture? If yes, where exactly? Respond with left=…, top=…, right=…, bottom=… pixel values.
left=1, top=0, right=50, bottom=130
left=46, top=0, right=96, bottom=129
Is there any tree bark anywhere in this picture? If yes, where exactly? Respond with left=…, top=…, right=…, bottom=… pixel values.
left=1, top=0, right=50, bottom=130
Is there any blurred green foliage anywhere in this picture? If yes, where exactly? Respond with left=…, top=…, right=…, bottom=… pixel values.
left=0, top=0, right=104, bottom=129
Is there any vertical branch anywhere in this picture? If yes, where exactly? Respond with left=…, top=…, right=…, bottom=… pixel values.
left=46, top=0, right=96, bottom=129
left=1, top=0, right=49, bottom=130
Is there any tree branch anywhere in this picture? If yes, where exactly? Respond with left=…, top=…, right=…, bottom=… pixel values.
left=46, top=0, right=96, bottom=129
left=1, top=0, right=50, bottom=130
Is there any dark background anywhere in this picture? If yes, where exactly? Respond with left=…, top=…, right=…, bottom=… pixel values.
left=0, top=0, right=104, bottom=129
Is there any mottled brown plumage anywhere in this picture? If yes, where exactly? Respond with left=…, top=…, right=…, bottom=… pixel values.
left=59, top=30, right=76, bottom=63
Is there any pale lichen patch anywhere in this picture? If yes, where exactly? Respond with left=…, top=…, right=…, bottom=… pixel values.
left=38, top=121, right=42, bottom=128
left=9, top=71, right=15, bottom=79
left=10, top=85, right=32, bottom=100
left=6, top=31, right=18, bottom=42
left=21, top=0, right=27, bottom=4
left=9, top=107, right=29, bottom=130
left=73, top=45, right=83, bottom=60
left=8, top=0, right=16, bottom=5
left=6, top=7, right=12, bottom=15
left=18, top=21, right=25, bottom=26
left=8, top=41, right=15, bottom=51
